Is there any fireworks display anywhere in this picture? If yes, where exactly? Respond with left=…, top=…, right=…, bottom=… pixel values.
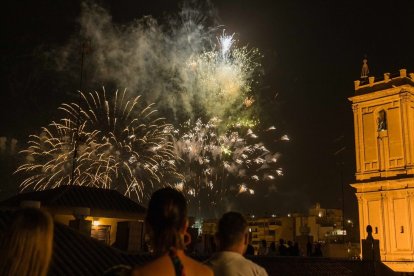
left=16, top=119, right=103, bottom=190
left=173, top=118, right=287, bottom=218
left=16, top=3, right=287, bottom=216
left=184, top=32, right=261, bottom=118
left=16, top=89, right=181, bottom=201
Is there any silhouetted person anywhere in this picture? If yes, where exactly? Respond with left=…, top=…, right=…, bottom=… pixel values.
left=210, top=235, right=217, bottom=254
left=206, top=212, right=268, bottom=276
left=314, top=243, right=323, bottom=257
left=306, top=240, right=312, bottom=257
left=292, top=242, right=300, bottom=256
left=132, top=187, right=212, bottom=276
left=194, top=236, right=204, bottom=255
left=366, top=225, right=373, bottom=241
left=143, top=241, right=150, bottom=253
left=258, top=240, right=268, bottom=255
left=0, top=208, right=54, bottom=276
left=365, top=225, right=376, bottom=276
left=287, top=240, right=293, bottom=256
left=267, top=241, right=277, bottom=256
left=279, top=239, right=287, bottom=256
left=245, top=243, right=255, bottom=256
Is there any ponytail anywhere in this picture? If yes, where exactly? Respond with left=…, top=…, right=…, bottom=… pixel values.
left=146, top=187, right=188, bottom=254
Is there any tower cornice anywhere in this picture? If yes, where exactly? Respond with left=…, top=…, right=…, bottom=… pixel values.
left=349, top=85, right=414, bottom=104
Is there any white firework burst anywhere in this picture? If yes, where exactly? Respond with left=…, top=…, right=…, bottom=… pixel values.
left=16, top=88, right=182, bottom=201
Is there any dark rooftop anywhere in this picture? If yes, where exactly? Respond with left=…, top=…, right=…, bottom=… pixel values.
left=0, top=185, right=146, bottom=214
left=0, top=210, right=149, bottom=275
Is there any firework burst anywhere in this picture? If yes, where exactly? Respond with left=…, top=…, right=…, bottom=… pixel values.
left=16, top=88, right=181, bottom=201
left=16, top=119, right=108, bottom=190
left=184, top=32, right=261, bottom=119
left=173, top=117, right=286, bottom=218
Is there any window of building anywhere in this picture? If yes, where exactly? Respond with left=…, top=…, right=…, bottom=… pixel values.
left=91, top=224, right=111, bottom=245
left=377, top=110, right=387, bottom=131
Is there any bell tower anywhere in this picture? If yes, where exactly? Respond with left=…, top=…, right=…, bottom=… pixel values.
left=349, top=66, right=414, bottom=272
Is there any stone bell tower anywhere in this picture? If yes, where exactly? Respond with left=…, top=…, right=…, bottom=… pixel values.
left=349, top=66, right=414, bottom=272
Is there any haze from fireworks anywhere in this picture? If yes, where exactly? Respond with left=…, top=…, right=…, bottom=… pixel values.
left=55, top=2, right=261, bottom=123
left=19, top=2, right=286, bottom=215
left=16, top=89, right=182, bottom=201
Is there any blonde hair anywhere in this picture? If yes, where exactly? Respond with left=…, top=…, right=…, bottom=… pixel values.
left=0, top=208, right=54, bottom=276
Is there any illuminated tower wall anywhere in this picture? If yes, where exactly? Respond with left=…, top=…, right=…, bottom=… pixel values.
left=349, top=69, right=414, bottom=272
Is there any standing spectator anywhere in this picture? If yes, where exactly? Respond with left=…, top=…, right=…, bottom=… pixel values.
left=314, top=243, right=323, bottom=257
left=279, top=239, right=287, bottom=256
left=306, top=240, right=313, bottom=257
left=206, top=212, right=268, bottom=276
left=287, top=240, right=293, bottom=256
left=257, top=240, right=268, bottom=256
left=132, top=187, right=212, bottom=276
left=267, top=242, right=277, bottom=256
left=245, top=243, right=255, bottom=256
left=292, top=242, right=300, bottom=256
left=194, top=236, right=205, bottom=255
left=210, top=235, right=217, bottom=253
left=205, top=235, right=216, bottom=255
left=0, top=208, right=54, bottom=276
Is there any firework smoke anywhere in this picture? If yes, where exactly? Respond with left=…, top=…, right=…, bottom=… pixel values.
left=16, top=89, right=181, bottom=201
left=19, top=2, right=287, bottom=215
left=55, top=2, right=261, bottom=123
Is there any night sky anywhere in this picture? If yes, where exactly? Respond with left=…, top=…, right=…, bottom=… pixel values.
left=1, top=0, right=414, bottom=220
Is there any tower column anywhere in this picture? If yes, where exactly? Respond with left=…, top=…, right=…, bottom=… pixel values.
left=400, top=91, right=412, bottom=166
left=352, top=104, right=361, bottom=173
left=381, top=191, right=390, bottom=260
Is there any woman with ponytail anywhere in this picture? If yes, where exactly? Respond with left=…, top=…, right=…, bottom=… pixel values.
left=132, top=187, right=213, bottom=276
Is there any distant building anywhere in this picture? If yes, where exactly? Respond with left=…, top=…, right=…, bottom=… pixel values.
left=200, top=204, right=350, bottom=256
left=0, top=136, right=18, bottom=155
left=295, top=202, right=344, bottom=243
left=200, top=214, right=294, bottom=254
left=248, top=216, right=294, bottom=253
left=294, top=203, right=360, bottom=259
left=0, top=185, right=146, bottom=253
left=202, top=218, right=218, bottom=235
left=349, top=69, right=414, bottom=272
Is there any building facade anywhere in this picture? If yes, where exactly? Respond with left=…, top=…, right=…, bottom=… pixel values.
left=0, top=185, right=146, bottom=253
left=349, top=69, right=414, bottom=272
left=248, top=216, right=294, bottom=253
left=295, top=202, right=344, bottom=243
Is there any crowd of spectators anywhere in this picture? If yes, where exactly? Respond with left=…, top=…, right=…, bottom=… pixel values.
left=0, top=187, right=326, bottom=275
